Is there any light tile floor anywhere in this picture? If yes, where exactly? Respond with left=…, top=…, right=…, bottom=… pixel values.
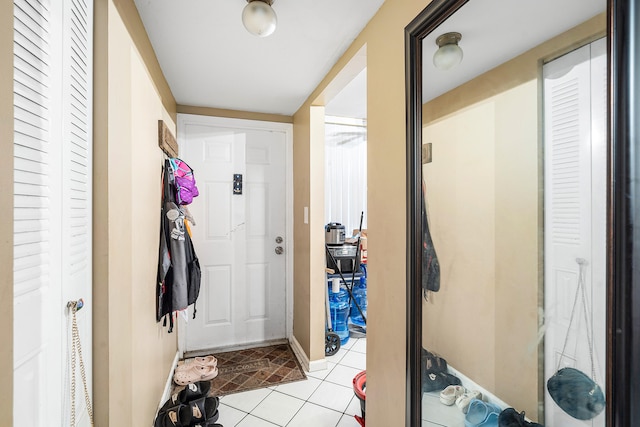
left=214, top=337, right=465, bottom=427
left=422, top=391, right=466, bottom=426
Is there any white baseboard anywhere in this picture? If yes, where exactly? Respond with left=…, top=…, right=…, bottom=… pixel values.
left=308, top=357, right=328, bottom=373
left=289, top=335, right=327, bottom=373
left=157, top=352, right=180, bottom=412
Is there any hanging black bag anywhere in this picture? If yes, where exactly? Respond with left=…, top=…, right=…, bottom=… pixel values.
left=546, top=258, right=605, bottom=420
left=421, top=180, right=440, bottom=294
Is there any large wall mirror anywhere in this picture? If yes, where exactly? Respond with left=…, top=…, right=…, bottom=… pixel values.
left=406, top=0, right=640, bottom=426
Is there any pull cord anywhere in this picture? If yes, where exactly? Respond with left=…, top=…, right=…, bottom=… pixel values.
left=68, top=299, right=94, bottom=426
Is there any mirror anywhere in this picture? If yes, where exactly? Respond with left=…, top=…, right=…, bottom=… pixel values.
left=409, top=0, right=611, bottom=425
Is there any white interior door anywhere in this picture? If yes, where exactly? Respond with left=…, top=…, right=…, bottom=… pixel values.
left=13, top=0, right=93, bottom=425
left=178, top=115, right=290, bottom=352
left=543, top=39, right=606, bottom=427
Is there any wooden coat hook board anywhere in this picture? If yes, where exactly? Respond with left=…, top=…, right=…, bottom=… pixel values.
left=158, top=120, right=178, bottom=158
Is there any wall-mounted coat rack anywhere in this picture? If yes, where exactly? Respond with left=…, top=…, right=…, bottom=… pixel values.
left=158, top=120, right=178, bottom=157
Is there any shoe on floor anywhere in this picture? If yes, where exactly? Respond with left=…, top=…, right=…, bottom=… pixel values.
left=176, top=355, right=218, bottom=372
left=173, top=364, right=219, bottom=386
left=422, top=371, right=461, bottom=392
left=498, top=408, right=543, bottom=427
left=440, top=385, right=465, bottom=405
left=464, top=399, right=501, bottom=427
left=160, top=381, right=212, bottom=413
left=456, top=390, right=482, bottom=413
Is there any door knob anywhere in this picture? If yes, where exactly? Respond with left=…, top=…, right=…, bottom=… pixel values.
left=275, top=246, right=284, bottom=255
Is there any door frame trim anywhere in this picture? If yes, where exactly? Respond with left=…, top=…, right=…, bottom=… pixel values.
left=176, top=113, right=294, bottom=357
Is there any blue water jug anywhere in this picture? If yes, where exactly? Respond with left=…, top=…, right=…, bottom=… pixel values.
left=350, top=275, right=367, bottom=326
left=329, top=284, right=350, bottom=345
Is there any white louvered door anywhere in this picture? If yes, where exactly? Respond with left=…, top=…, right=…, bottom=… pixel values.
left=543, top=39, right=606, bottom=427
left=13, top=0, right=93, bottom=425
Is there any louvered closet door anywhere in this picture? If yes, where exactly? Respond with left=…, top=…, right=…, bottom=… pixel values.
left=61, top=0, right=93, bottom=424
left=13, top=0, right=93, bottom=425
left=543, top=40, right=606, bottom=427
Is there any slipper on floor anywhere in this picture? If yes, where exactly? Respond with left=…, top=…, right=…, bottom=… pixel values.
left=174, top=365, right=219, bottom=386
left=181, top=396, right=220, bottom=426
left=456, top=390, right=482, bottom=413
left=176, top=355, right=218, bottom=372
left=191, top=409, right=220, bottom=427
left=155, top=404, right=190, bottom=427
left=464, top=399, right=501, bottom=427
left=440, top=385, right=465, bottom=405
left=160, top=381, right=212, bottom=413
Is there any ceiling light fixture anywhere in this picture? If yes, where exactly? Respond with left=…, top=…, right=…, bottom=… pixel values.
left=433, top=32, right=463, bottom=70
left=242, top=0, right=277, bottom=37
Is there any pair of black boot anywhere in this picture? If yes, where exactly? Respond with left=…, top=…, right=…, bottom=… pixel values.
left=155, top=381, right=222, bottom=427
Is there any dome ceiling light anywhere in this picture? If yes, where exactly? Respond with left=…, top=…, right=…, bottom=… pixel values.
left=242, top=0, right=277, bottom=37
left=433, top=32, right=463, bottom=70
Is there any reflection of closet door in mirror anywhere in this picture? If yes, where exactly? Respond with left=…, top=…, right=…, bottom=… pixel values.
left=543, top=38, right=607, bottom=427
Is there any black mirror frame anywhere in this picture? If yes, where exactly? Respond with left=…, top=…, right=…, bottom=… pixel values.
left=404, top=0, right=640, bottom=425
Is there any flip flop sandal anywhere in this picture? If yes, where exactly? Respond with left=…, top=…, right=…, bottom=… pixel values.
left=191, top=408, right=220, bottom=427
left=156, top=404, right=190, bottom=427
left=176, top=355, right=218, bottom=372
left=160, top=381, right=212, bottom=413
left=173, top=365, right=219, bottom=386
left=182, top=396, right=220, bottom=426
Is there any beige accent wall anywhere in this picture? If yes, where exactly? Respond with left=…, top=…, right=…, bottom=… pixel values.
left=421, top=13, right=605, bottom=421
left=93, top=1, right=178, bottom=425
left=292, top=1, right=433, bottom=425
left=0, top=0, right=13, bottom=421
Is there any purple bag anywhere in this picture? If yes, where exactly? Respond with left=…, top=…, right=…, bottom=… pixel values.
left=169, top=158, right=199, bottom=205
left=175, top=175, right=199, bottom=205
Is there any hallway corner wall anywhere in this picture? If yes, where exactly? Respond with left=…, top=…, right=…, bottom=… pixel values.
left=0, top=0, right=14, bottom=421
left=93, top=1, right=178, bottom=425
left=292, top=1, right=434, bottom=425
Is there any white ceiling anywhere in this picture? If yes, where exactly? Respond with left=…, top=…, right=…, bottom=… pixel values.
left=422, top=0, right=606, bottom=102
left=325, top=68, right=367, bottom=119
left=133, top=0, right=384, bottom=116
left=134, top=0, right=606, bottom=119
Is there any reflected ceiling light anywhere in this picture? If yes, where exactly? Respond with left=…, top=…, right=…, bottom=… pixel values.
left=242, top=0, right=277, bottom=37
left=433, top=32, right=463, bottom=70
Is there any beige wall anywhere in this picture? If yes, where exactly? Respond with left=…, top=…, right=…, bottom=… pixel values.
left=423, top=82, right=538, bottom=416
left=0, top=0, right=13, bottom=421
left=421, top=13, right=605, bottom=421
left=93, top=1, right=178, bottom=425
left=292, top=1, right=433, bottom=425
